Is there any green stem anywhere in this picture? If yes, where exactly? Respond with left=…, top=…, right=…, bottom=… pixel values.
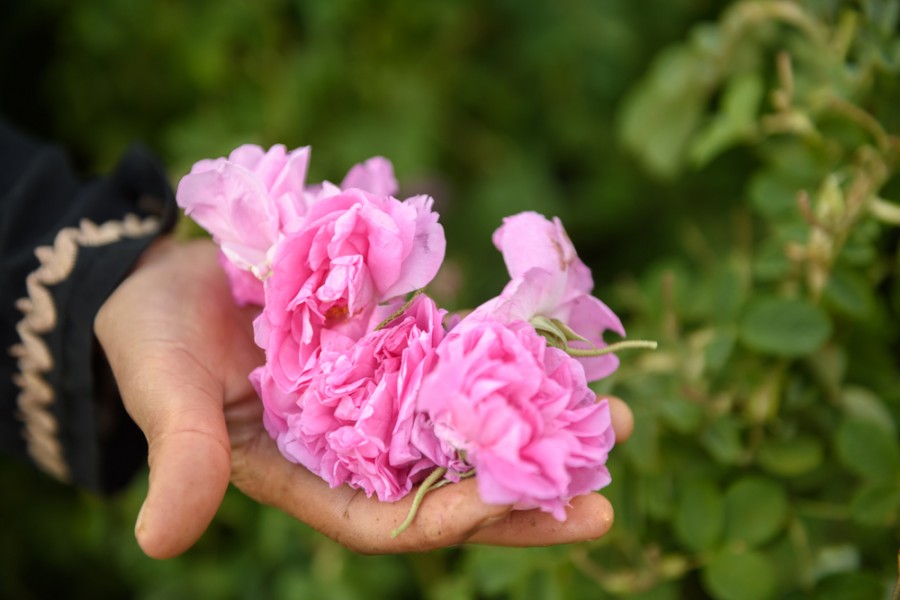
left=430, top=468, right=476, bottom=491
left=565, top=340, right=658, bottom=357
left=391, top=467, right=448, bottom=538
left=376, top=289, right=424, bottom=331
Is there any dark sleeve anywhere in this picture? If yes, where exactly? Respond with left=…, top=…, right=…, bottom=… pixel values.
left=0, top=120, right=178, bottom=493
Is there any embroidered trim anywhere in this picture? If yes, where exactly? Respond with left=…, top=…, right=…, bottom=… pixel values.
left=9, top=214, right=161, bottom=482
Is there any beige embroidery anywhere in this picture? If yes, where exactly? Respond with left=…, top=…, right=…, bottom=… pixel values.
left=10, top=214, right=160, bottom=482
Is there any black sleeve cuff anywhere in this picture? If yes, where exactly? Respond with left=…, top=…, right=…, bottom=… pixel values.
left=2, top=125, right=178, bottom=493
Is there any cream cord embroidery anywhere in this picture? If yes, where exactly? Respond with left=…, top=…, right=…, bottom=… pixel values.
left=9, top=214, right=160, bottom=481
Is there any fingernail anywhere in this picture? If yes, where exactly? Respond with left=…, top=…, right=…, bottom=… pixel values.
left=135, top=502, right=147, bottom=537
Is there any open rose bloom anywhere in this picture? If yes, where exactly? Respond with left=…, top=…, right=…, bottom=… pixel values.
left=177, top=144, right=630, bottom=524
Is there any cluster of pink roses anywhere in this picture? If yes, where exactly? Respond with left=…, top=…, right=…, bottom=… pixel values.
left=176, top=144, right=626, bottom=522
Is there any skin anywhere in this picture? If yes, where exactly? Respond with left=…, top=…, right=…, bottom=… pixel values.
left=95, top=238, right=634, bottom=559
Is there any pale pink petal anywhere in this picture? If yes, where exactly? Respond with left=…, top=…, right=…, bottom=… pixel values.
left=341, top=156, right=398, bottom=196
left=270, top=146, right=312, bottom=230
left=380, top=195, right=446, bottom=298
left=493, top=212, right=576, bottom=281
left=176, top=162, right=278, bottom=269
left=252, top=144, right=289, bottom=188
left=217, top=250, right=264, bottom=306
left=228, top=144, right=267, bottom=169
left=471, top=268, right=555, bottom=324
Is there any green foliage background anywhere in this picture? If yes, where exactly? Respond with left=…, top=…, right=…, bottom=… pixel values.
left=1, top=1, right=899, bottom=598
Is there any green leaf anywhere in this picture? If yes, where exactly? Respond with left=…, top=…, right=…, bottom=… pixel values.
left=865, top=0, right=900, bottom=35
left=658, top=396, right=705, bottom=434
left=705, top=330, right=736, bottom=372
left=748, top=172, right=800, bottom=219
left=723, top=476, right=789, bottom=547
left=465, top=547, right=537, bottom=595
left=823, top=268, right=875, bottom=319
left=839, top=241, right=877, bottom=266
left=757, top=437, right=824, bottom=477
left=739, top=298, right=832, bottom=357
left=629, top=583, right=680, bottom=600
left=752, top=238, right=793, bottom=282
left=689, top=72, right=764, bottom=167
left=840, top=386, right=897, bottom=436
left=814, top=572, right=888, bottom=600
left=644, top=472, right=676, bottom=521
left=850, top=482, right=900, bottom=526
left=709, top=265, right=746, bottom=324
left=618, top=40, right=718, bottom=178
left=702, top=416, right=744, bottom=465
left=515, top=569, right=563, bottom=600
left=431, top=578, right=475, bottom=600
left=674, top=476, right=723, bottom=552
left=835, top=417, right=900, bottom=481
left=702, top=548, right=776, bottom=600
left=623, top=406, right=662, bottom=472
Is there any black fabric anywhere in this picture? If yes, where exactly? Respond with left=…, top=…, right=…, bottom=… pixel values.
left=0, top=120, right=177, bottom=492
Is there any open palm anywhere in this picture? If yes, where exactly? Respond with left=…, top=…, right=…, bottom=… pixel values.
left=95, top=238, right=632, bottom=558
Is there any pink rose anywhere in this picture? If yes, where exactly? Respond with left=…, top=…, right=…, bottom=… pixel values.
left=475, top=212, right=625, bottom=381
left=176, top=144, right=312, bottom=276
left=256, top=189, right=446, bottom=391
left=257, top=294, right=462, bottom=501
left=178, top=146, right=401, bottom=305
left=419, top=318, right=615, bottom=520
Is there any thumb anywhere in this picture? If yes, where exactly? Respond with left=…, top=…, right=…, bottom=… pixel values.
left=95, top=239, right=236, bottom=558
left=137, top=402, right=231, bottom=558
left=114, top=348, right=232, bottom=559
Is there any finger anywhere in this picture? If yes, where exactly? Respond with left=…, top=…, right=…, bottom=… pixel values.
left=236, top=393, right=630, bottom=553
left=607, top=396, right=633, bottom=443
left=466, top=492, right=614, bottom=546
left=233, top=436, right=511, bottom=554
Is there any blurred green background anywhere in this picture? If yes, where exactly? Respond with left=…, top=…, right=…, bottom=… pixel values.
left=1, top=1, right=899, bottom=598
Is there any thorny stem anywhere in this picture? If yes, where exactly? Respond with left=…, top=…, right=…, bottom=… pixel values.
left=826, top=95, right=894, bottom=156
left=796, top=191, right=825, bottom=230
left=728, top=1, right=828, bottom=48
left=391, top=467, right=448, bottom=538
left=776, top=51, right=794, bottom=105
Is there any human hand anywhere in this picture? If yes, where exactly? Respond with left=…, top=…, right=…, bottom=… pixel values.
left=95, top=238, right=634, bottom=558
